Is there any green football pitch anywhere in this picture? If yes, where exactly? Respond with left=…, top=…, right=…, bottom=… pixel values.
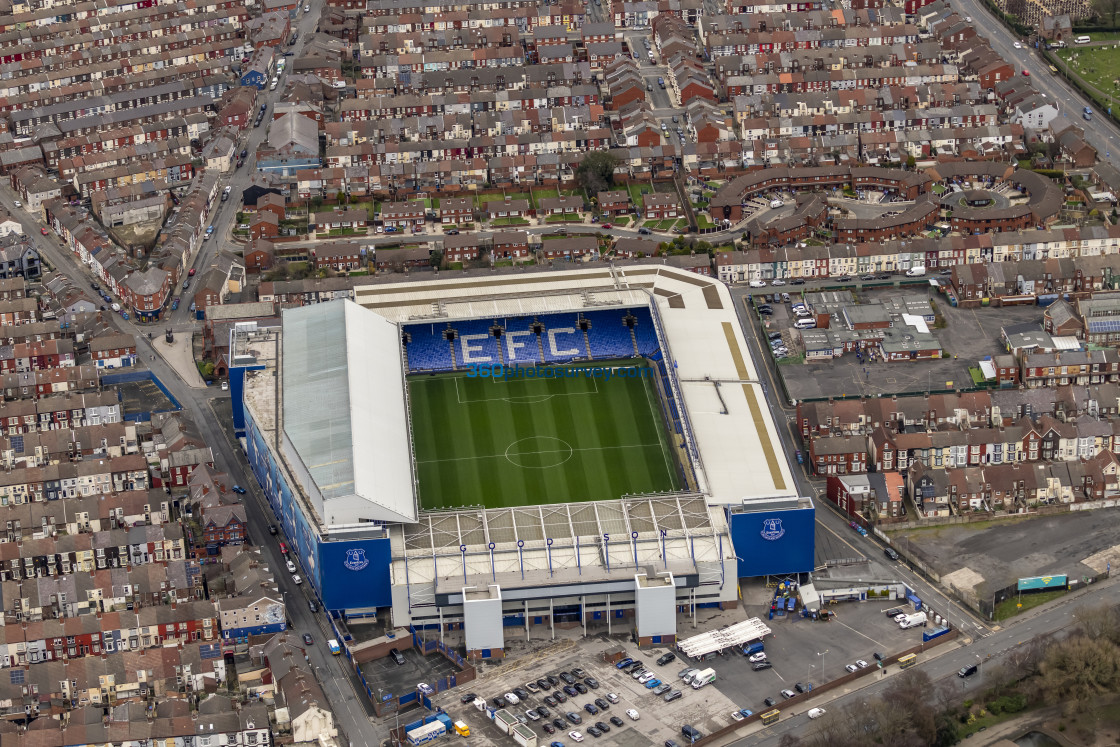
left=408, top=362, right=681, bottom=510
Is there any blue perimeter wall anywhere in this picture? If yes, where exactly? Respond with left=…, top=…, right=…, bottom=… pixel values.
left=728, top=503, right=815, bottom=578
left=237, top=370, right=393, bottom=612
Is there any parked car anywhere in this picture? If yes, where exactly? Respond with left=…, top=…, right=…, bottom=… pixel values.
left=748, top=652, right=768, bottom=663
left=526, top=709, right=541, bottom=721
left=657, top=652, right=677, bottom=666
left=644, top=678, right=661, bottom=689
left=795, top=682, right=811, bottom=693
left=663, top=690, right=682, bottom=702
left=605, top=693, right=619, bottom=703
left=268, top=524, right=278, bottom=535
left=566, top=712, right=582, bottom=724
left=595, top=720, right=610, bottom=733
left=583, top=703, right=598, bottom=716
left=615, top=658, right=634, bottom=669
left=764, top=697, right=776, bottom=708
left=752, top=662, right=772, bottom=671
left=564, top=686, right=578, bottom=697
left=610, top=715, right=624, bottom=728
left=594, top=698, right=610, bottom=711
left=302, top=634, right=313, bottom=645
left=574, top=682, right=588, bottom=694
left=417, top=683, right=434, bottom=696
left=538, top=679, right=552, bottom=690
left=749, top=279, right=767, bottom=288
left=526, top=682, right=540, bottom=694
left=845, top=664, right=859, bottom=673
left=505, top=693, right=520, bottom=705
left=808, top=707, right=827, bottom=719
left=291, top=574, right=302, bottom=585
left=389, top=648, right=405, bottom=665
left=884, top=548, right=900, bottom=561
left=459, top=692, right=477, bottom=704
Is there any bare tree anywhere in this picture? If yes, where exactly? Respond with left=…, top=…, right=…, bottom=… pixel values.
left=1040, top=635, right=1120, bottom=711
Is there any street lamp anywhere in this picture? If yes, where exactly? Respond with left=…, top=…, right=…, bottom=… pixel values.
left=817, top=649, right=829, bottom=679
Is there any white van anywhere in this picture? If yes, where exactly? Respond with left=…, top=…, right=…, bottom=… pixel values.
left=1075, top=35, right=1091, bottom=44
left=690, top=668, right=716, bottom=689
left=899, top=611, right=928, bottom=629
left=794, top=317, right=817, bottom=330
left=905, top=266, right=927, bottom=277
left=769, top=199, right=784, bottom=209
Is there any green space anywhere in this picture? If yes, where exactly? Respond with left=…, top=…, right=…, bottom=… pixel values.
left=1056, top=46, right=1120, bottom=105
left=993, top=589, right=1068, bottom=621
left=408, top=362, right=680, bottom=510
left=422, top=198, right=439, bottom=209
left=696, top=215, right=715, bottom=229
left=673, top=219, right=688, bottom=231
left=545, top=214, right=581, bottom=223
left=491, top=217, right=530, bottom=226
left=612, top=217, right=630, bottom=227
left=628, top=183, right=654, bottom=205
left=533, top=188, right=561, bottom=201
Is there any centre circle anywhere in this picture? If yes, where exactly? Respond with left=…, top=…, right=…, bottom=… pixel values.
left=504, top=436, right=574, bottom=469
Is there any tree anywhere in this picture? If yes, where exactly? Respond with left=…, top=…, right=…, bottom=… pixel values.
left=575, top=151, right=620, bottom=195
left=429, top=249, right=443, bottom=269
left=1040, top=635, right=1120, bottom=710
left=1095, top=0, right=1120, bottom=25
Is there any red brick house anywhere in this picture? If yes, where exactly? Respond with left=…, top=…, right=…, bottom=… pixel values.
left=440, top=197, right=475, bottom=225
left=250, top=211, right=279, bottom=240
left=123, top=267, right=171, bottom=319
left=537, top=236, right=596, bottom=261
left=310, top=208, right=367, bottom=236
left=486, top=196, right=530, bottom=220
left=443, top=234, right=483, bottom=263
left=808, top=435, right=868, bottom=476
left=243, top=239, right=275, bottom=273
left=598, top=191, right=631, bottom=215
left=643, top=193, right=680, bottom=220
left=169, top=447, right=215, bottom=487
left=381, top=200, right=426, bottom=230
left=217, top=88, right=256, bottom=131
left=313, top=242, right=363, bottom=272
left=256, top=193, right=286, bottom=222
left=201, top=504, right=248, bottom=551
left=493, top=230, right=531, bottom=260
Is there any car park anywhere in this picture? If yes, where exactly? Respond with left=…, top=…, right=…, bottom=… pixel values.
left=638, top=672, right=655, bottom=684
left=757, top=307, right=773, bottom=315
left=538, top=706, right=551, bottom=719
left=553, top=691, right=567, bottom=703
left=566, top=712, right=582, bottom=724
left=845, top=663, right=859, bottom=673
left=513, top=687, right=529, bottom=700
left=596, top=720, right=610, bottom=733
left=764, top=697, right=776, bottom=708
left=542, top=723, right=556, bottom=735
left=564, top=686, right=578, bottom=697
left=768, top=332, right=783, bottom=341
left=657, top=652, right=677, bottom=666
left=560, top=672, right=576, bottom=684
left=780, top=689, right=796, bottom=699
left=795, top=682, right=811, bottom=693
left=493, top=697, right=506, bottom=709
left=544, top=695, right=558, bottom=707
left=663, top=690, right=682, bottom=702
left=594, top=698, right=610, bottom=710
left=626, top=709, right=640, bottom=720
left=682, top=725, right=702, bottom=741
left=615, top=658, right=634, bottom=669
left=605, top=692, right=619, bottom=703
left=505, top=693, right=520, bottom=705
left=631, top=668, right=647, bottom=680
left=574, top=682, right=588, bottom=694
left=572, top=668, right=587, bottom=679
left=526, top=682, right=540, bottom=693
left=583, top=703, right=598, bottom=715
left=855, top=660, right=869, bottom=668
left=584, top=677, right=599, bottom=689
left=389, top=648, right=405, bottom=665
left=654, top=683, right=671, bottom=695
left=873, top=652, right=884, bottom=661
left=569, top=731, right=584, bottom=742
left=515, top=714, right=528, bottom=725
left=748, top=652, right=768, bottom=663
left=644, top=678, right=661, bottom=689
left=610, top=715, right=624, bottom=727
left=587, top=726, right=602, bottom=737
left=547, top=675, right=560, bottom=686
left=553, top=718, right=567, bottom=730
left=752, top=662, right=772, bottom=671
left=526, top=709, right=541, bottom=721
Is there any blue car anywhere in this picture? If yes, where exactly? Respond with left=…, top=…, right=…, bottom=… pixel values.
left=615, top=658, right=634, bottom=669
left=232, top=485, right=246, bottom=494
left=644, top=678, right=661, bottom=689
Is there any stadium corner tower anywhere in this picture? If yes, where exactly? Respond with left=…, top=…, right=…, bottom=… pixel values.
left=230, top=265, right=813, bottom=655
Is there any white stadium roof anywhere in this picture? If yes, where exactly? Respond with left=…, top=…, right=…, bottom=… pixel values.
left=281, top=301, right=418, bottom=526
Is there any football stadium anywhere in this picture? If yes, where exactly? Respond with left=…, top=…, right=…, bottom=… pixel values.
left=230, top=264, right=814, bottom=655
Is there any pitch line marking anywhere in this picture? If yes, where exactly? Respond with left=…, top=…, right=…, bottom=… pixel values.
left=414, top=442, right=667, bottom=466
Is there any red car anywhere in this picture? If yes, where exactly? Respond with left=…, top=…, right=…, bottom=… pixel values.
left=40, top=228, right=48, bottom=235
left=1022, top=69, right=1030, bottom=76
left=188, top=268, right=196, bottom=277
left=601, top=223, right=612, bottom=229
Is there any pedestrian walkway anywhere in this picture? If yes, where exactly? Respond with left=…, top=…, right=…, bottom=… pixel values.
left=151, top=331, right=207, bottom=388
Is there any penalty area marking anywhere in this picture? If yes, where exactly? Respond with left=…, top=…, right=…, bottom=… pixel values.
left=448, top=372, right=599, bottom=404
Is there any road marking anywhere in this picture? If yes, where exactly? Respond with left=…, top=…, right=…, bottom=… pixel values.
left=817, top=519, right=866, bottom=559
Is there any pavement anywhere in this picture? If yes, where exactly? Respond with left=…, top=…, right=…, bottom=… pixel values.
left=726, top=573, right=1120, bottom=746
left=152, top=330, right=207, bottom=388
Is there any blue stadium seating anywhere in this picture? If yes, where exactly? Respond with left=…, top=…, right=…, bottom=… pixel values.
left=449, top=319, right=503, bottom=367
left=402, top=307, right=662, bottom=373
left=579, top=310, right=638, bottom=360
left=403, top=323, right=455, bottom=372
left=631, top=310, right=660, bottom=356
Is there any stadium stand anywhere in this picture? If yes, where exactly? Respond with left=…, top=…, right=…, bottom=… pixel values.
left=579, top=309, right=639, bottom=360
left=402, top=307, right=661, bottom=372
